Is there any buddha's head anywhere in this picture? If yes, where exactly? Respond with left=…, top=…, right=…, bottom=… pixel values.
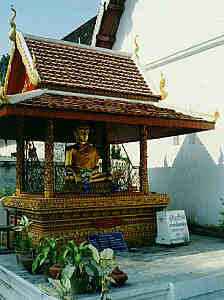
left=73, top=123, right=90, bottom=144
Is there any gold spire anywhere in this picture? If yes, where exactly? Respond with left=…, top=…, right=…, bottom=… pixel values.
left=134, top=35, right=140, bottom=60
left=160, top=72, right=168, bottom=100
left=9, top=6, right=17, bottom=42
left=214, top=110, right=220, bottom=122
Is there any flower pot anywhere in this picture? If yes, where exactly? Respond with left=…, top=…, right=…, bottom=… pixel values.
left=16, top=250, right=34, bottom=274
left=16, top=249, right=45, bottom=274
left=113, top=180, right=119, bottom=192
left=109, top=267, right=128, bottom=287
left=71, top=275, right=89, bottom=294
left=83, top=181, right=90, bottom=194
left=49, top=262, right=65, bottom=279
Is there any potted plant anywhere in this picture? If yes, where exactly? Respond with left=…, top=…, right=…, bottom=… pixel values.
left=88, top=245, right=117, bottom=300
left=111, top=169, right=124, bottom=192
left=128, top=169, right=139, bottom=192
left=13, top=215, right=34, bottom=273
left=40, top=264, right=75, bottom=300
left=60, top=240, right=101, bottom=294
left=32, top=237, right=59, bottom=275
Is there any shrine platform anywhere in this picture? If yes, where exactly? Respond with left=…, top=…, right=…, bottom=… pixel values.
left=3, top=192, right=170, bottom=247
left=1, top=234, right=224, bottom=300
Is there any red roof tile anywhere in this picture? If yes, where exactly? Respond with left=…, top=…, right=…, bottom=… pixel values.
left=23, top=35, right=158, bottom=101
left=15, top=93, right=211, bottom=123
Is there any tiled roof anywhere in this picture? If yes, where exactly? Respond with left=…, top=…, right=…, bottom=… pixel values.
left=23, top=34, right=158, bottom=101
left=15, top=92, right=211, bottom=123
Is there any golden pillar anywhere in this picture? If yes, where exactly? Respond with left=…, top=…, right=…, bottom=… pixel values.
left=16, top=117, right=24, bottom=195
left=105, top=142, right=111, bottom=176
left=44, top=119, right=54, bottom=198
left=102, top=126, right=111, bottom=175
left=140, top=125, right=149, bottom=194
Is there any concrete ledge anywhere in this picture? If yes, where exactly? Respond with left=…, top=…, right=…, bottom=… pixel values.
left=1, top=262, right=224, bottom=300
left=0, top=265, right=56, bottom=300
left=0, top=261, right=170, bottom=300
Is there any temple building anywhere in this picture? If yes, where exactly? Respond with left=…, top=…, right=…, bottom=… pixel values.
left=81, top=0, right=224, bottom=228
left=0, top=6, right=215, bottom=245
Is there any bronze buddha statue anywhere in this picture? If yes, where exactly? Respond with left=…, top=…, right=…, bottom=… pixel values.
left=65, top=124, right=111, bottom=184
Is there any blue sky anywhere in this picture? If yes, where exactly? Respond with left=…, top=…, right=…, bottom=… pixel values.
left=0, top=0, right=100, bottom=56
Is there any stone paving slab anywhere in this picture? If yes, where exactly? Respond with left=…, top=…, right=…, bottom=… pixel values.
left=1, top=234, right=224, bottom=299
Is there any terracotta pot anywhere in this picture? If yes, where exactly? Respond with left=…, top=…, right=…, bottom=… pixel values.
left=49, top=263, right=65, bottom=279
left=109, top=267, right=128, bottom=287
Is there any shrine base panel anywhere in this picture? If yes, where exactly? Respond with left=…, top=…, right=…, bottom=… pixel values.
left=3, top=192, right=170, bottom=247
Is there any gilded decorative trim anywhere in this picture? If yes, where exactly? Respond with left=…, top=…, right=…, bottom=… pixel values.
left=0, top=87, right=9, bottom=104
left=0, top=73, right=9, bottom=103
left=2, top=192, right=169, bottom=246
left=134, top=35, right=140, bottom=60
left=160, top=72, right=168, bottom=100
left=3, top=192, right=169, bottom=211
left=140, top=125, right=149, bottom=194
left=16, top=32, right=40, bottom=87
left=44, top=119, right=54, bottom=198
left=214, top=110, right=220, bottom=122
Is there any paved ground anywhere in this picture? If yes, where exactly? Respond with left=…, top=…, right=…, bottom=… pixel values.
left=115, top=234, right=224, bottom=286
left=1, top=234, right=224, bottom=299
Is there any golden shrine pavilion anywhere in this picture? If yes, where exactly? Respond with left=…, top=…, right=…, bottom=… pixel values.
left=1, top=12, right=214, bottom=247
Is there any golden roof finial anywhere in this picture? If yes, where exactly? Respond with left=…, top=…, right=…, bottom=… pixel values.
left=160, top=72, right=168, bottom=100
left=9, top=5, right=17, bottom=42
left=134, top=34, right=140, bottom=60
left=31, top=49, right=40, bottom=86
left=214, top=110, right=220, bottom=122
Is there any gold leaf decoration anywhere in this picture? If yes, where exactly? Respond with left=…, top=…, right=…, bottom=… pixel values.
left=160, top=72, right=168, bottom=100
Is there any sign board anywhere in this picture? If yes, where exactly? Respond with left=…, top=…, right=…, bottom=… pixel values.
left=156, top=210, right=190, bottom=245
left=88, top=232, right=128, bottom=252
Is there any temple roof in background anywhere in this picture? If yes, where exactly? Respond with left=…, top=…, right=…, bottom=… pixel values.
left=62, top=16, right=97, bottom=46
left=63, top=0, right=126, bottom=49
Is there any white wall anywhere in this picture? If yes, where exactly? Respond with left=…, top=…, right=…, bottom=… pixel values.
left=114, top=0, right=224, bottom=63
left=150, top=133, right=224, bottom=226
left=112, top=0, right=224, bottom=226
